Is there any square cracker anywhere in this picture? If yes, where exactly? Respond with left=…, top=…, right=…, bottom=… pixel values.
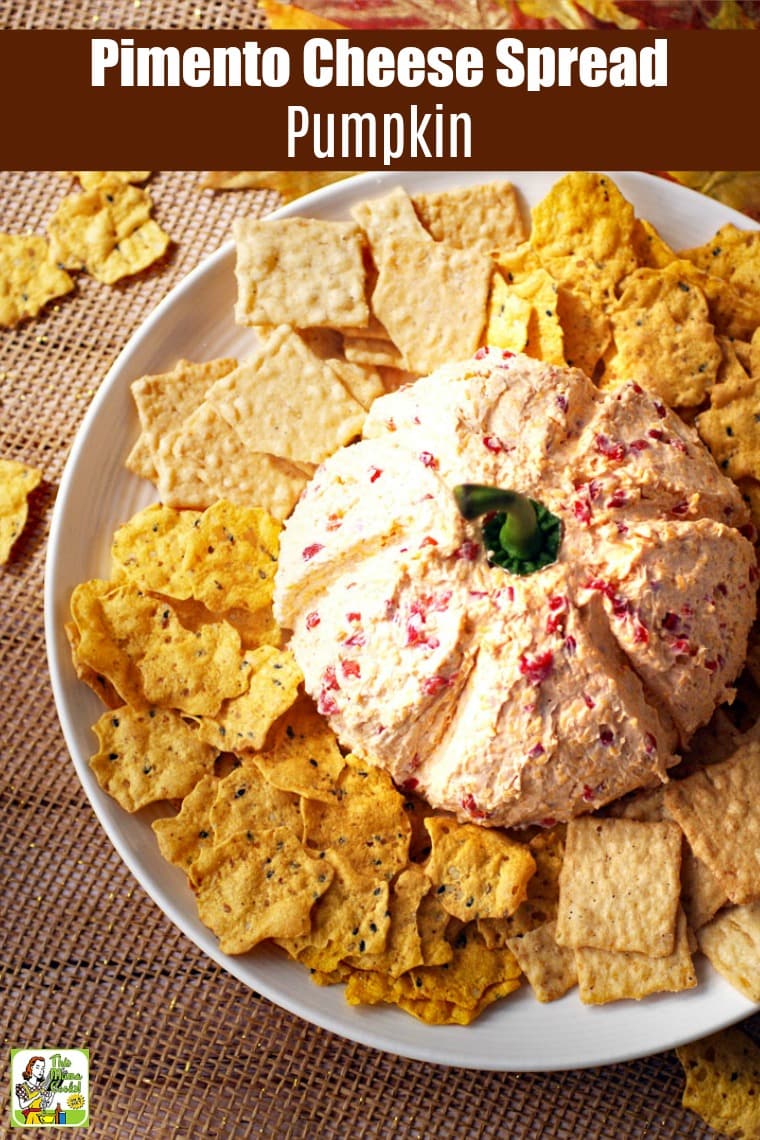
left=126, top=357, right=237, bottom=483
left=412, top=180, right=527, bottom=255
left=664, top=741, right=760, bottom=905
left=506, top=920, right=578, bottom=1003
left=233, top=216, right=368, bottom=329
left=205, top=325, right=366, bottom=465
left=555, top=816, right=682, bottom=956
left=574, top=907, right=697, bottom=1005
left=352, top=186, right=432, bottom=250
left=156, top=401, right=310, bottom=521
left=370, top=238, right=492, bottom=375
left=697, top=901, right=760, bottom=1002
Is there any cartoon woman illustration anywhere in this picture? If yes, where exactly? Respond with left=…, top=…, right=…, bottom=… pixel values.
left=15, top=1056, right=53, bottom=1124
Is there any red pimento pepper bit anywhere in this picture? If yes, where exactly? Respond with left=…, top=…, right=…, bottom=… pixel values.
left=305, top=611, right=320, bottom=630
left=461, top=792, right=487, bottom=820
left=422, top=674, right=455, bottom=696
left=326, top=513, right=343, bottom=532
left=453, top=540, right=480, bottom=562
left=419, top=451, right=438, bottom=468
left=644, top=732, right=657, bottom=755
left=545, top=594, right=569, bottom=635
left=401, top=777, right=419, bottom=792
left=594, top=434, right=627, bottom=462
left=302, top=542, right=324, bottom=561
left=599, top=726, right=615, bottom=746
left=528, top=743, right=545, bottom=760
left=368, top=466, right=383, bottom=483
left=518, top=650, right=554, bottom=685
left=482, top=434, right=508, bottom=454
left=406, top=592, right=451, bottom=649
left=341, top=659, right=361, bottom=679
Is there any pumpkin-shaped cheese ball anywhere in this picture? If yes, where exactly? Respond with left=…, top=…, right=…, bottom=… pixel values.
left=274, top=350, right=757, bottom=828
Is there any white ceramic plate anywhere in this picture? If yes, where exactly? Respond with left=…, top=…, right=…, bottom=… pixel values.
left=46, top=172, right=759, bottom=1071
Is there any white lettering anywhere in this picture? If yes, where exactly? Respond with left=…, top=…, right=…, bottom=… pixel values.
left=91, top=37, right=120, bottom=86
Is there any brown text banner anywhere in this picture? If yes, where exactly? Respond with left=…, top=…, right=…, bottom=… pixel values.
left=1, top=30, right=757, bottom=169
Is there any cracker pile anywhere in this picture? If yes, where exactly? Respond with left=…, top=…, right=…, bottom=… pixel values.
left=69, top=499, right=539, bottom=1025
left=69, top=173, right=760, bottom=1029
left=0, top=172, right=169, bottom=328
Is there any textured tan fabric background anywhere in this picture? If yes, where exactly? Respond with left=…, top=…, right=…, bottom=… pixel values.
left=1, top=6, right=759, bottom=1138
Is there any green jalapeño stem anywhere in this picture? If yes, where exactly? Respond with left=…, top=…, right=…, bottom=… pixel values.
left=453, top=484, right=563, bottom=576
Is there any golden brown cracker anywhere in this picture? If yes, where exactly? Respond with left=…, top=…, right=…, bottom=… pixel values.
left=89, top=705, right=217, bottom=812
left=0, top=458, right=42, bottom=562
left=574, top=907, right=697, bottom=1004
left=0, top=233, right=73, bottom=327
left=370, top=238, right=492, bottom=374
left=555, top=817, right=682, bottom=956
left=234, top=216, right=368, bottom=329
left=423, top=816, right=535, bottom=922
left=205, top=327, right=366, bottom=466
left=48, top=176, right=170, bottom=284
left=412, top=180, right=527, bottom=255
left=697, top=902, right=760, bottom=1001
left=664, top=742, right=760, bottom=905
left=193, top=826, right=334, bottom=954
left=677, top=1028, right=760, bottom=1139
left=603, top=264, right=721, bottom=407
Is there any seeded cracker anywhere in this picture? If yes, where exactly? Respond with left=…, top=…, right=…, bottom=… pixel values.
left=193, top=826, right=334, bottom=954
left=677, top=1028, right=760, bottom=1139
left=369, top=238, right=492, bottom=375
left=555, top=817, right=682, bottom=956
left=195, top=645, right=303, bottom=753
left=423, top=816, right=536, bottom=922
left=664, top=742, right=760, bottom=905
left=48, top=176, right=170, bottom=284
left=205, top=326, right=366, bottom=465
left=301, top=754, right=411, bottom=883
left=152, top=774, right=218, bottom=878
left=680, top=222, right=760, bottom=306
left=697, top=344, right=760, bottom=481
left=89, top=705, right=217, bottom=813
left=530, top=171, right=639, bottom=303
left=602, top=264, right=721, bottom=407
left=0, top=234, right=73, bottom=327
left=209, top=758, right=302, bottom=845
left=233, top=215, right=369, bottom=329
left=277, top=848, right=391, bottom=971
left=110, top=503, right=201, bottom=598
left=252, top=693, right=345, bottom=801
left=0, top=458, right=42, bottom=562
left=181, top=500, right=281, bottom=614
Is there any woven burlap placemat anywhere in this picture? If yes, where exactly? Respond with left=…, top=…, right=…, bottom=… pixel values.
left=1, top=8, right=759, bottom=1139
